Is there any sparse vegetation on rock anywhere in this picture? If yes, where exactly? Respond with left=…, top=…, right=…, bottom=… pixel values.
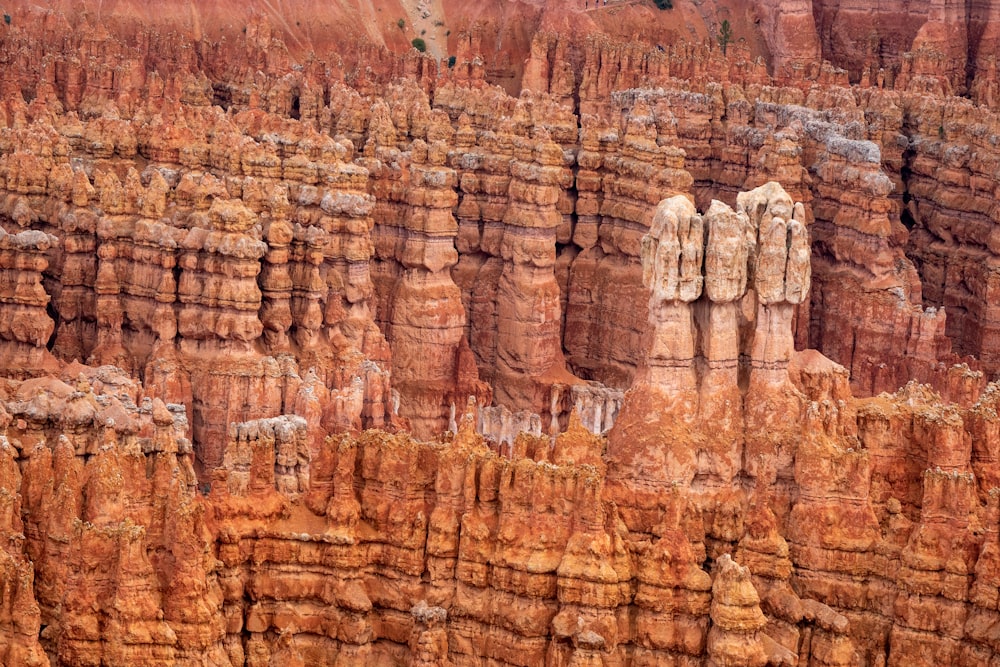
left=717, top=19, right=734, bottom=54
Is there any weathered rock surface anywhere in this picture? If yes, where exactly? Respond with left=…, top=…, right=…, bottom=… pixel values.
left=0, top=4, right=998, bottom=667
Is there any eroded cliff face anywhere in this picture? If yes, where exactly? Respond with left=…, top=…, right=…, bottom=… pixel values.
left=7, top=186, right=1000, bottom=667
left=1, top=2, right=1000, bottom=666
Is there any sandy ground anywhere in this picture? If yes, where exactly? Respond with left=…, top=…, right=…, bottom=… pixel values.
left=400, top=0, right=448, bottom=61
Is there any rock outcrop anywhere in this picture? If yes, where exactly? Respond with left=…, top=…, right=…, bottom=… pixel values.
left=0, top=4, right=998, bottom=667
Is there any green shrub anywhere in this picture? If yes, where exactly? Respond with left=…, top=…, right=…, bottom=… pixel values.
left=654, top=0, right=672, bottom=8
left=397, top=18, right=405, bottom=29
left=411, top=38, right=427, bottom=52
left=448, top=55, right=457, bottom=68
left=717, top=19, right=733, bottom=54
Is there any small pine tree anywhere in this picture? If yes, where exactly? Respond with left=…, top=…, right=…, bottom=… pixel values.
left=397, top=18, right=405, bottom=29
left=717, top=19, right=734, bottom=55
left=654, top=0, right=672, bottom=8
left=447, top=55, right=457, bottom=68
left=411, top=38, right=427, bottom=53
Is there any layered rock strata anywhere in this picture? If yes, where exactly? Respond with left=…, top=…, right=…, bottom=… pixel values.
left=0, top=96, right=397, bottom=473
left=3, top=21, right=994, bottom=443
left=2, top=180, right=1000, bottom=667
left=0, top=6, right=998, bottom=667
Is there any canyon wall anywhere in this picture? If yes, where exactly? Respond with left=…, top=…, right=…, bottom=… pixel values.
left=0, top=2, right=998, bottom=666
left=5, top=185, right=1000, bottom=667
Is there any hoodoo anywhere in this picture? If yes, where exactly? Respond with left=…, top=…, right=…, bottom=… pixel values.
left=0, top=1, right=999, bottom=665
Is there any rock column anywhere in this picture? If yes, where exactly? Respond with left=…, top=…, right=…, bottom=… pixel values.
left=639, top=194, right=703, bottom=392
left=493, top=123, right=572, bottom=417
